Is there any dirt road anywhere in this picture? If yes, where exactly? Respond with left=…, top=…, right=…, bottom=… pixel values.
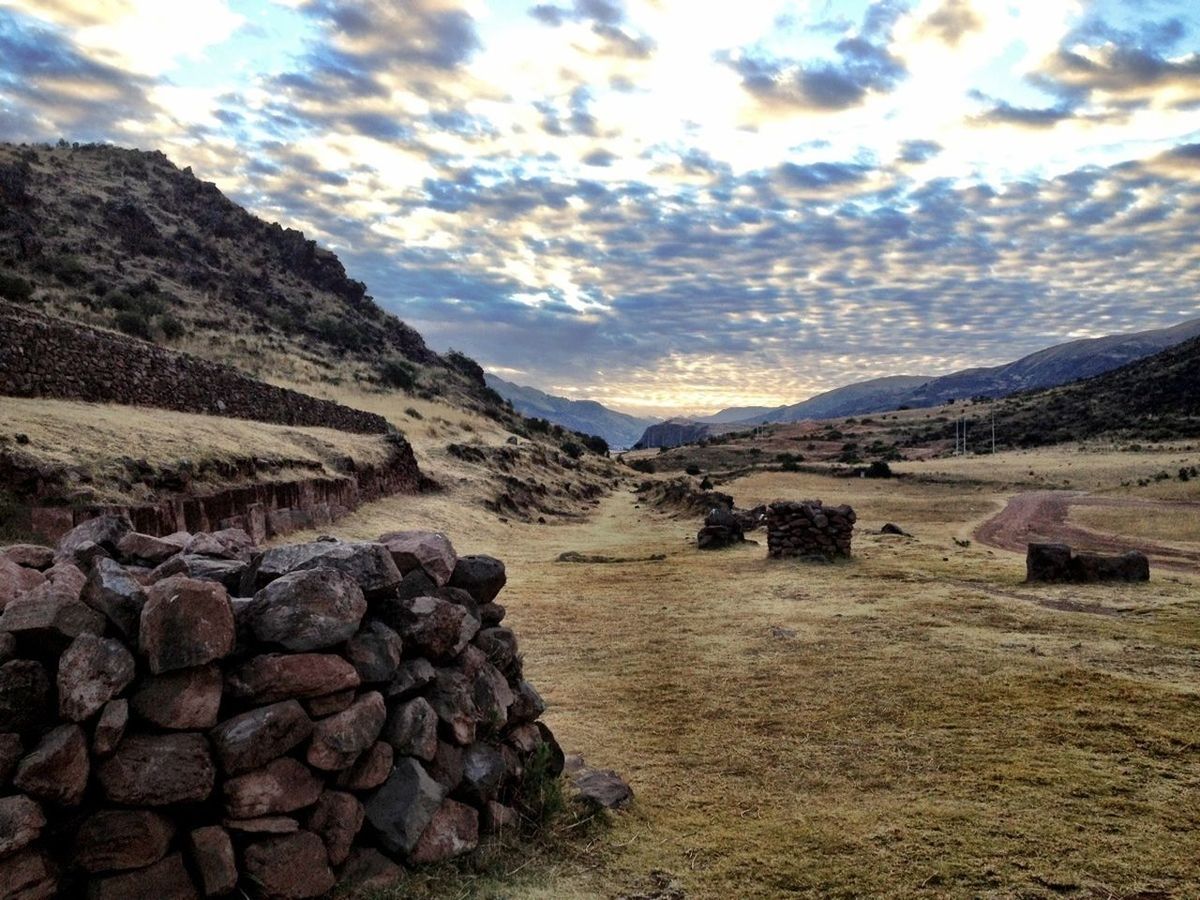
left=974, top=490, right=1200, bottom=571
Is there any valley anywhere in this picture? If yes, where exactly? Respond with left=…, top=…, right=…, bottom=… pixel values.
left=279, top=445, right=1200, bottom=899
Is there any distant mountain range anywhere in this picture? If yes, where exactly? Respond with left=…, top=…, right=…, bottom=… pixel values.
left=635, top=316, right=1200, bottom=448
left=484, top=374, right=657, bottom=450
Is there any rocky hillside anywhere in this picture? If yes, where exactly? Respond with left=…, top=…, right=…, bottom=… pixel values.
left=484, top=374, right=656, bottom=450
left=689, top=318, right=1200, bottom=431
left=0, top=142, right=494, bottom=410
left=960, top=333, right=1200, bottom=448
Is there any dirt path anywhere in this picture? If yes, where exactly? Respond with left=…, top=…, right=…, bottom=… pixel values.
left=974, top=490, right=1200, bottom=571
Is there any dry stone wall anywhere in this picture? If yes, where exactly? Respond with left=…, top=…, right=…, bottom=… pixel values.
left=767, top=500, right=856, bottom=559
left=0, top=517, right=561, bottom=898
left=0, top=302, right=389, bottom=434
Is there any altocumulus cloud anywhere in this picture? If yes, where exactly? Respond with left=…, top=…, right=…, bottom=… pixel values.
left=1, top=0, right=1199, bottom=414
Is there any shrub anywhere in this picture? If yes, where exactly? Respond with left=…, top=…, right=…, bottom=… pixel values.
left=685, top=464, right=701, bottom=476
left=582, top=434, right=609, bottom=456
left=115, top=308, right=152, bottom=339
left=1180, top=468, right=1191, bottom=483
left=628, top=458, right=655, bottom=474
left=404, top=407, right=423, bottom=420
left=561, top=441, right=583, bottom=460
left=0, top=271, right=33, bottom=302
left=700, top=476, right=713, bottom=489
left=159, top=314, right=185, bottom=340
left=378, top=357, right=416, bottom=391
left=865, top=460, right=893, bottom=478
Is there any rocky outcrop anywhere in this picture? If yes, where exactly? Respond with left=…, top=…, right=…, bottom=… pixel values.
left=634, top=419, right=711, bottom=450
left=767, top=501, right=855, bottom=560
left=0, top=520, right=569, bottom=898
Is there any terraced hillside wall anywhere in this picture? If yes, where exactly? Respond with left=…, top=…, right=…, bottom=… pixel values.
left=0, top=302, right=389, bottom=434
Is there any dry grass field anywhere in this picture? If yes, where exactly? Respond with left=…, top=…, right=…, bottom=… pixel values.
left=296, top=447, right=1200, bottom=899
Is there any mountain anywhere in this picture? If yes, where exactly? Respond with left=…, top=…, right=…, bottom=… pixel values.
left=970, top=333, right=1200, bottom=449
left=735, top=318, right=1200, bottom=426
left=484, top=373, right=657, bottom=449
left=693, top=406, right=777, bottom=424
left=633, top=419, right=713, bottom=450
left=0, top=141, right=497, bottom=411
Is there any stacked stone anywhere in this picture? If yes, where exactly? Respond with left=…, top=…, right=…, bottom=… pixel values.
left=766, top=500, right=856, bottom=560
left=0, top=516, right=560, bottom=898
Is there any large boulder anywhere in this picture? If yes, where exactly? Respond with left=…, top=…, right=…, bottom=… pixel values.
left=13, top=724, right=90, bottom=806
left=150, top=555, right=246, bottom=592
left=225, top=653, right=360, bottom=705
left=383, top=595, right=478, bottom=661
left=242, top=831, right=335, bottom=899
left=209, top=700, right=313, bottom=775
left=74, top=809, right=175, bottom=873
left=378, top=531, right=458, bottom=586
left=1025, top=542, right=1073, bottom=583
left=0, top=557, right=43, bottom=610
left=187, top=826, right=237, bottom=897
left=448, top=555, right=506, bottom=603
left=223, top=757, right=323, bottom=819
left=57, top=515, right=131, bottom=562
left=382, top=697, right=438, bottom=761
left=336, top=741, right=393, bottom=791
left=345, top=620, right=404, bottom=684
left=0, top=586, right=106, bottom=650
left=242, top=541, right=402, bottom=598
left=246, top=567, right=366, bottom=652
left=2, top=545, right=55, bottom=571
left=56, top=633, right=136, bottom=722
left=307, top=691, right=387, bottom=771
left=139, top=576, right=235, bottom=674
left=408, top=799, right=478, bottom=864
left=115, top=532, right=181, bottom=566
left=427, top=669, right=479, bottom=746
left=363, top=758, right=446, bottom=856
left=87, top=852, right=198, bottom=900
left=0, top=848, right=57, bottom=899
left=129, top=664, right=223, bottom=730
left=1070, top=550, right=1150, bottom=583
left=0, top=795, right=45, bottom=858
left=307, top=790, right=364, bottom=866
left=457, top=742, right=506, bottom=805
left=97, top=733, right=215, bottom=806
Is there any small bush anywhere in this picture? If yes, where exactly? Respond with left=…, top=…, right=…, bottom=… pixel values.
left=0, top=272, right=33, bottom=302
left=685, top=464, right=701, bottom=476
left=404, top=407, right=423, bottom=420
left=628, top=458, right=655, bottom=474
left=700, top=476, right=713, bottom=489
left=115, top=309, right=152, bottom=339
left=561, top=441, right=583, bottom=460
left=159, top=314, right=185, bottom=340
left=1180, top=468, right=1191, bottom=483
left=582, top=434, right=609, bottom=456
left=378, top=358, right=416, bottom=391
left=865, top=460, right=893, bottom=478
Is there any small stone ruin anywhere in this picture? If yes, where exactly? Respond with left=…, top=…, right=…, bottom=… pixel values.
left=1026, top=542, right=1150, bottom=583
left=767, top=501, right=856, bottom=560
left=697, top=507, right=745, bottom=550
left=0, top=516, right=567, bottom=898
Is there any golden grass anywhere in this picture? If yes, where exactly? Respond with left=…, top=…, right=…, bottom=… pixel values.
left=1071, top=504, right=1200, bottom=546
left=309, top=449, right=1200, bottom=899
left=0, top=397, right=393, bottom=503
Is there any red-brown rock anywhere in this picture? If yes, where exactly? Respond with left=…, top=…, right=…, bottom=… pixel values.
left=335, top=740, right=393, bottom=791
left=383, top=696, right=438, bottom=761
left=187, top=826, right=237, bottom=897
left=0, top=588, right=106, bottom=650
left=223, top=757, right=323, bottom=819
left=305, top=688, right=356, bottom=717
left=448, top=554, right=506, bottom=603
left=0, top=795, right=44, bottom=857
left=139, top=575, right=235, bottom=674
left=74, top=809, right=175, bottom=873
left=117, top=532, right=183, bottom=565
left=0, top=557, right=43, bottom=610
left=306, top=691, right=386, bottom=771
left=386, top=595, right=478, bottom=661
left=209, top=700, right=312, bottom=775
left=225, top=653, right=359, bottom=705
left=97, top=733, right=215, bottom=805
left=56, top=633, right=136, bottom=722
left=408, top=799, right=479, bottom=864
left=243, top=831, right=335, bottom=899
left=92, top=699, right=128, bottom=756
left=2, top=545, right=55, bottom=571
left=428, top=669, right=478, bottom=745
left=82, top=557, right=147, bottom=640
left=482, top=800, right=518, bottom=833
left=378, top=530, right=458, bottom=586
left=130, top=664, right=222, bottom=729
left=246, top=567, right=367, bottom=651
left=337, top=847, right=404, bottom=893
left=427, top=740, right=464, bottom=792
left=344, top=620, right=404, bottom=683
left=87, top=852, right=198, bottom=900
left=0, top=849, right=56, bottom=900
left=306, top=789, right=364, bottom=865
left=223, top=816, right=299, bottom=834
left=13, top=724, right=89, bottom=806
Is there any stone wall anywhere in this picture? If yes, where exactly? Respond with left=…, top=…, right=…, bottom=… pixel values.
left=0, top=518, right=561, bottom=898
left=0, top=302, right=389, bottom=434
left=766, top=500, right=855, bottom=559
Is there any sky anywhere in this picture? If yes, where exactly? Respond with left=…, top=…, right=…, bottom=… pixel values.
left=2, top=0, right=1199, bottom=417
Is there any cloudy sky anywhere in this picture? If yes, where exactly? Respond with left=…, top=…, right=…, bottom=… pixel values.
left=2, top=0, right=1199, bottom=415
